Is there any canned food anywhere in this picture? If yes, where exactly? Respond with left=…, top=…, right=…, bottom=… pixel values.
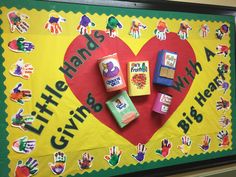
left=152, top=92, right=172, bottom=114
left=98, top=53, right=126, bottom=92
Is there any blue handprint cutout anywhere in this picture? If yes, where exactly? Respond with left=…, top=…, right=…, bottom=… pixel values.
left=131, top=143, right=147, bottom=162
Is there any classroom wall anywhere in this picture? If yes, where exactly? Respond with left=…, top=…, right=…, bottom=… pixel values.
left=168, top=0, right=236, bottom=7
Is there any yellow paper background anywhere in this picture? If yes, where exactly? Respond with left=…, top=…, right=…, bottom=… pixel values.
left=1, top=7, right=232, bottom=177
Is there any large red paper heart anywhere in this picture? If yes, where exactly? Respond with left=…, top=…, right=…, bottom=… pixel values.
left=63, top=31, right=196, bottom=145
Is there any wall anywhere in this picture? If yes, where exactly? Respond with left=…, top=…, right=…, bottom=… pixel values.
left=168, top=0, right=236, bottom=7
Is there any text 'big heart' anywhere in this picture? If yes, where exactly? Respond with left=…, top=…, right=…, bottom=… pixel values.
left=63, top=31, right=196, bottom=145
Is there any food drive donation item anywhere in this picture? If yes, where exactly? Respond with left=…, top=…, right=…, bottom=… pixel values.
left=152, top=92, right=172, bottom=114
left=106, top=91, right=139, bottom=128
left=153, top=50, right=178, bottom=86
left=127, top=61, right=150, bottom=96
left=98, top=53, right=126, bottom=92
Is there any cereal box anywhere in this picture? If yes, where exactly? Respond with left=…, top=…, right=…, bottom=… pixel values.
left=127, top=61, right=150, bottom=96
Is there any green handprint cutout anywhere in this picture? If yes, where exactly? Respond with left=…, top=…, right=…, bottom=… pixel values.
left=12, top=136, right=36, bottom=154
left=105, top=16, right=122, bottom=38
left=11, top=108, right=34, bottom=131
left=104, top=146, right=122, bottom=166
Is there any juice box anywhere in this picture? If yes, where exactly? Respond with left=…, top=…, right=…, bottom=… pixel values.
left=127, top=61, right=150, bottom=96
left=106, top=91, right=139, bottom=128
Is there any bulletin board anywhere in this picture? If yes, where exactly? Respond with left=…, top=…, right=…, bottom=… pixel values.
left=0, top=0, right=235, bottom=177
